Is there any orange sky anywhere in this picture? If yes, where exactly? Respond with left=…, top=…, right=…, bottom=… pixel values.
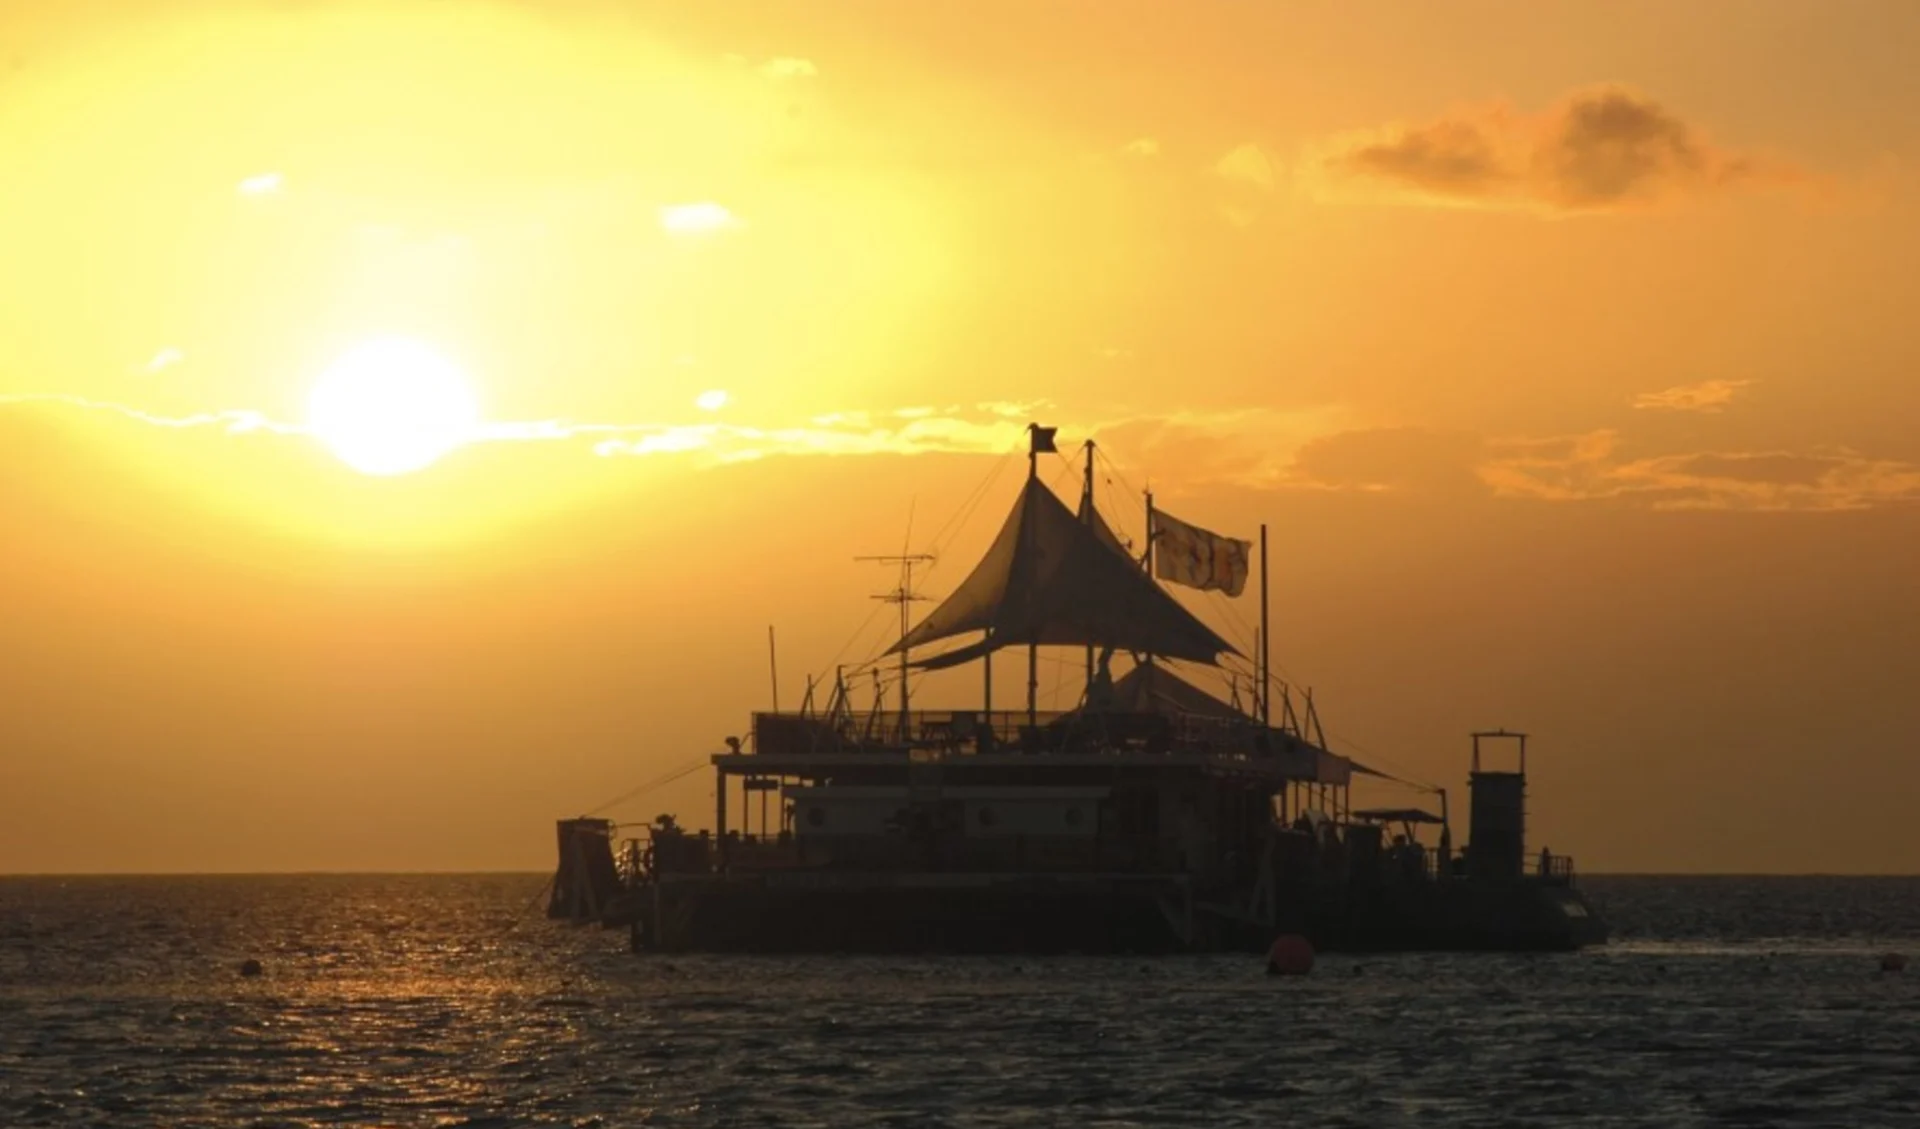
left=4, top=0, right=1919, bottom=873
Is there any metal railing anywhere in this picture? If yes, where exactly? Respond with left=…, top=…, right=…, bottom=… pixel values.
left=750, top=708, right=1325, bottom=765
left=1538, top=854, right=1576, bottom=886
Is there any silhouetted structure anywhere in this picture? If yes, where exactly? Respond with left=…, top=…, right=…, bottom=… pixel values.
left=547, top=818, right=620, bottom=922
left=555, top=425, right=1605, bottom=953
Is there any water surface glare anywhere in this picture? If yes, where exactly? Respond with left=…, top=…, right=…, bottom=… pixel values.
left=2, top=874, right=1917, bottom=1126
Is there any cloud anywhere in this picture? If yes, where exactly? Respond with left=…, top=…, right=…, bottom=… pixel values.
left=1481, top=430, right=1920, bottom=512
left=658, top=202, right=739, bottom=235
left=760, top=57, right=817, bottom=81
left=1336, top=118, right=1511, bottom=199
left=1088, top=406, right=1348, bottom=491
left=1121, top=137, right=1160, bottom=158
left=1213, top=142, right=1282, bottom=227
left=237, top=172, right=283, bottom=196
left=1313, top=86, right=1802, bottom=213
left=591, top=414, right=1025, bottom=463
left=1215, top=143, right=1278, bottom=191
left=1286, top=427, right=1488, bottom=494
left=145, top=347, right=185, bottom=373
left=1267, top=423, right=1920, bottom=512
left=15, top=389, right=1910, bottom=513
left=491, top=401, right=1333, bottom=485
left=0, top=393, right=298, bottom=435
left=1632, top=379, right=1752, bottom=413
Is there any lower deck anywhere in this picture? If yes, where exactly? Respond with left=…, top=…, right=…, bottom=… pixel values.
left=619, top=869, right=1604, bottom=955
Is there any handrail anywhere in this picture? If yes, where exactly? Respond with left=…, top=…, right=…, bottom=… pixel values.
left=749, top=708, right=1322, bottom=763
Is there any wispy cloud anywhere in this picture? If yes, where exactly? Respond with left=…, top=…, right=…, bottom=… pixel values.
left=1215, top=143, right=1278, bottom=192
left=1121, top=137, right=1160, bottom=158
left=589, top=408, right=1032, bottom=463
left=14, top=390, right=1908, bottom=513
left=760, top=56, right=818, bottom=80
left=1309, top=85, right=1805, bottom=214
left=1274, top=423, right=1920, bottom=512
left=1481, top=430, right=1920, bottom=511
left=723, top=54, right=818, bottom=80
left=0, top=393, right=299, bottom=435
left=1212, top=142, right=1281, bottom=227
left=0, top=391, right=1322, bottom=481
left=1632, top=379, right=1752, bottom=413
left=659, top=202, right=740, bottom=235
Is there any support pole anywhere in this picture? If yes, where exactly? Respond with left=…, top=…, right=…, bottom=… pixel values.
left=768, top=626, right=780, bottom=713
left=983, top=636, right=993, bottom=720
left=1027, top=643, right=1038, bottom=726
left=1143, top=489, right=1156, bottom=670
left=1083, top=440, right=1096, bottom=695
left=715, top=770, right=728, bottom=864
left=1260, top=523, right=1271, bottom=727
left=1025, top=425, right=1044, bottom=729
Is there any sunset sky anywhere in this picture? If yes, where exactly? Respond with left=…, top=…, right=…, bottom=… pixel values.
left=4, top=0, right=1919, bottom=874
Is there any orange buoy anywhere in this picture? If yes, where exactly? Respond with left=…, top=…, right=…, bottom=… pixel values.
left=1266, top=933, right=1314, bottom=976
left=1882, top=953, right=1907, bottom=973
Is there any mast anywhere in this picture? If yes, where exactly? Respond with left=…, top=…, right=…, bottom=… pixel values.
left=1142, top=489, right=1156, bottom=670
left=1026, top=432, right=1039, bottom=727
left=1082, top=439, right=1096, bottom=694
left=1023, top=423, right=1055, bottom=728
left=768, top=625, right=780, bottom=713
left=857, top=552, right=935, bottom=737
left=1260, top=523, right=1270, bottom=726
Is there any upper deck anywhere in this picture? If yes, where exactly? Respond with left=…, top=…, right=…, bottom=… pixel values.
left=734, top=708, right=1355, bottom=785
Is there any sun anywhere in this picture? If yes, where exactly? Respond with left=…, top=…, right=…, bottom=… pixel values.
left=306, top=338, right=480, bottom=476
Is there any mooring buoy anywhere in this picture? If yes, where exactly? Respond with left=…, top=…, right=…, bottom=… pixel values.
left=1266, top=933, right=1314, bottom=976
left=239, top=959, right=263, bottom=977
left=1882, top=952, right=1907, bottom=974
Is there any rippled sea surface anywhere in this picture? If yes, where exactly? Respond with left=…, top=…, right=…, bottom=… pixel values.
left=3, top=875, right=1919, bottom=1127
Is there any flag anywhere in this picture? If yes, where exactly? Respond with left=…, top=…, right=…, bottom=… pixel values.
left=1151, top=510, right=1251, bottom=597
left=1028, top=424, right=1058, bottom=454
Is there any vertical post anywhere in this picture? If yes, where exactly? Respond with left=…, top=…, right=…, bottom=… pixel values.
left=1027, top=643, right=1038, bottom=726
left=1026, top=428, right=1041, bottom=728
left=715, top=769, right=728, bottom=862
left=898, top=562, right=910, bottom=738
left=1259, top=524, right=1271, bottom=727
left=768, top=626, right=780, bottom=713
left=1083, top=440, right=1096, bottom=695
left=983, top=634, right=993, bottom=719
left=1143, top=489, right=1157, bottom=670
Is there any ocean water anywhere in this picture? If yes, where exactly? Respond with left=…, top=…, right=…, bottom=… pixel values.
left=2, top=875, right=1917, bottom=1128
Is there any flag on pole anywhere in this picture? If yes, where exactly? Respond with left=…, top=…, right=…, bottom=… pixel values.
left=1028, top=424, right=1058, bottom=454
left=1151, top=510, right=1251, bottom=597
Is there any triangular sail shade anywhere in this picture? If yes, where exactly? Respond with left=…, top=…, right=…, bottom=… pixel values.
left=1077, top=494, right=1134, bottom=561
left=891, top=476, right=1237, bottom=665
left=1106, top=662, right=1245, bottom=719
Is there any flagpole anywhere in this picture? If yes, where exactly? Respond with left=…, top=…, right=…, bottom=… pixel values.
left=1082, top=440, right=1095, bottom=696
left=1260, top=523, right=1271, bottom=726
left=1142, top=488, right=1156, bottom=671
left=1026, top=425, right=1042, bottom=729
